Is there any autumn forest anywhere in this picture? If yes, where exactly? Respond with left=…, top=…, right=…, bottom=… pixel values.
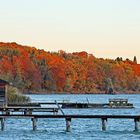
left=0, top=42, right=140, bottom=94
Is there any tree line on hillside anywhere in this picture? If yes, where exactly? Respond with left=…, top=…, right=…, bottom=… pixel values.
left=0, top=42, right=140, bottom=93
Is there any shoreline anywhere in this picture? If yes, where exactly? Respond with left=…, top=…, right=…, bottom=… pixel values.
left=26, top=91, right=140, bottom=95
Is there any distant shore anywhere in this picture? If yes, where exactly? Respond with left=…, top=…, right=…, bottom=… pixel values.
left=26, top=90, right=140, bottom=95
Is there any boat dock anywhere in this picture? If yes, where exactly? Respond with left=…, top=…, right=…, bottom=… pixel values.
left=9, top=98, right=134, bottom=109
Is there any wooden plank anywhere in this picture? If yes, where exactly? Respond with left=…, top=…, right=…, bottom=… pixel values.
left=0, top=107, right=59, bottom=114
left=8, top=103, right=41, bottom=107
left=0, top=107, right=58, bottom=109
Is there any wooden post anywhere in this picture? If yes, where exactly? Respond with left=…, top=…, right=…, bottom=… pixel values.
left=53, top=109, right=56, bottom=115
left=0, top=118, right=5, bottom=131
left=27, top=109, right=32, bottom=115
left=66, top=118, right=71, bottom=132
left=134, top=118, right=139, bottom=131
left=28, top=110, right=32, bottom=115
left=53, top=110, right=57, bottom=115
left=31, top=118, right=37, bottom=131
left=6, top=111, right=10, bottom=115
left=24, top=111, right=27, bottom=115
left=101, top=118, right=107, bottom=131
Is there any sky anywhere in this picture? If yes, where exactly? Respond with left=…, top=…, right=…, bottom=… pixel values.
left=0, top=0, right=140, bottom=62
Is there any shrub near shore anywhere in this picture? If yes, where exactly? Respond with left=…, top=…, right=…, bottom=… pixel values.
left=7, top=86, right=30, bottom=104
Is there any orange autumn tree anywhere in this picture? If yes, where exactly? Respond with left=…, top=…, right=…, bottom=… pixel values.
left=0, top=42, right=140, bottom=93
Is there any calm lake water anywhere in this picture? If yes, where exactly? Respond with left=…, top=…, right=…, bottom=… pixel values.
left=1, top=94, right=140, bottom=140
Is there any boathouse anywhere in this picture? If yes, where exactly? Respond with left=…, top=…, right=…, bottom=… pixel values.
left=0, top=79, right=9, bottom=107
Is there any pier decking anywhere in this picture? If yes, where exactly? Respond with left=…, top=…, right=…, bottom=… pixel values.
left=0, top=114, right=140, bottom=132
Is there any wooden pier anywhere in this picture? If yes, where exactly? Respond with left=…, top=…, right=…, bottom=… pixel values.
left=0, top=114, right=140, bottom=132
left=1, top=100, right=137, bottom=132
left=0, top=79, right=138, bottom=132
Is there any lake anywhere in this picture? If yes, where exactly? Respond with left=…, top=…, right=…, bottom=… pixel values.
left=0, top=94, right=140, bottom=140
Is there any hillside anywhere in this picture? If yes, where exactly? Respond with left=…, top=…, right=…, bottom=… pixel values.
left=0, top=42, right=140, bottom=94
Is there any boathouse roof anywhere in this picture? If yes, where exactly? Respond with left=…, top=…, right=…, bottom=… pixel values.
left=0, top=79, right=9, bottom=85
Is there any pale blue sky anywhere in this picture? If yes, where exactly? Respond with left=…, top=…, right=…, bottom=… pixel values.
left=0, top=0, right=140, bottom=62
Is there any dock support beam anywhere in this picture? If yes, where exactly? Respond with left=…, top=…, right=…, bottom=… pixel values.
left=134, top=118, right=139, bottom=131
left=31, top=118, right=37, bottom=131
left=0, top=118, right=5, bottom=131
left=66, top=118, right=71, bottom=132
left=101, top=118, right=107, bottom=131
left=53, top=109, right=58, bottom=115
